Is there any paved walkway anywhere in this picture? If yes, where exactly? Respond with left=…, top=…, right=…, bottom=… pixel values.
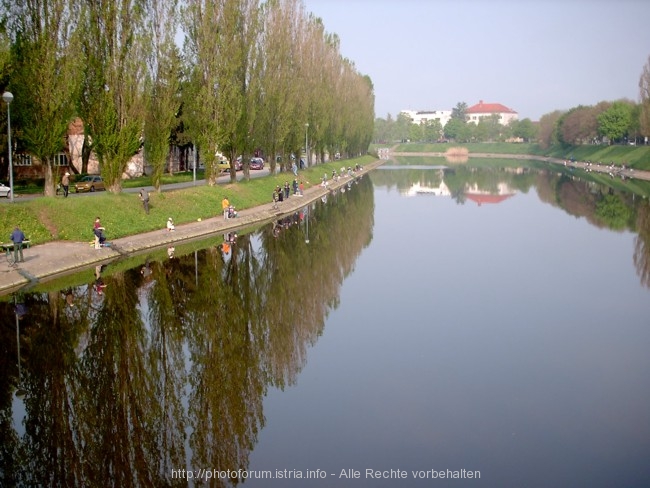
left=0, top=162, right=381, bottom=296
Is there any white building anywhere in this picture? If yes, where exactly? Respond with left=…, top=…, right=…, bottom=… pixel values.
left=400, top=109, right=452, bottom=127
left=465, top=100, right=518, bottom=126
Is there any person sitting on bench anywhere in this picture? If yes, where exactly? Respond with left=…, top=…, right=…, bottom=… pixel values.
left=93, top=217, right=106, bottom=249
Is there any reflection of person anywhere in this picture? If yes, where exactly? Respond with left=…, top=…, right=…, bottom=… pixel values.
left=93, top=265, right=107, bottom=294
left=62, top=172, right=70, bottom=197
left=10, top=226, right=26, bottom=263
left=14, top=293, right=27, bottom=319
left=141, top=259, right=153, bottom=280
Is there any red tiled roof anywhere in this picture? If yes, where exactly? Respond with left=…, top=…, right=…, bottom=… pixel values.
left=466, top=100, right=517, bottom=114
left=465, top=193, right=514, bottom=206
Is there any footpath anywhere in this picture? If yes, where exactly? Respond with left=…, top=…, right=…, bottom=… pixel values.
left=0, top=161, right=382, bottom=296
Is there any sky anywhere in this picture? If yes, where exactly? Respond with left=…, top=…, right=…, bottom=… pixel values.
left=302, top=0, right=650, bottom=121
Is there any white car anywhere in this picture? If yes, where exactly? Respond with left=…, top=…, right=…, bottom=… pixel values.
left=0, top=182, right=11, bottom=198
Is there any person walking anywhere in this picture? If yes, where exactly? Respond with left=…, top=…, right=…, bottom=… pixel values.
left=9, top=226, right=26, bottom=263
left=61, top=172, right=70, bottom=198
left=139, top=188, right=150, bottom=214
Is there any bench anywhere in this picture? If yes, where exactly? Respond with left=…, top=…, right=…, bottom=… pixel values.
left=1, top=241, right=31, bottom=252
left=2, top=240, right=31, bottom=263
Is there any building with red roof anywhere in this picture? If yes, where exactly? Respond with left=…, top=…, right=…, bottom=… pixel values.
left=466, top=100, right=518, bottom=126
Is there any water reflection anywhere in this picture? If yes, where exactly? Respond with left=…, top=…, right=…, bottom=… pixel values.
left=373, top=163, right=650, bottom=287
left=2, top=163, right=650, bottom=486
left=0, top=176, right=373, bottom=486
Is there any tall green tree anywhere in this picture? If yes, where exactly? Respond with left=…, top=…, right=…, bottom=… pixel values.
left=7, top=0, right=81, bottom=196
left=183, top=0, right=260, bottom=185
left=598, top=101, right=633, bottom=144
left=257, top=0, right=303, bottom=173
left=78, top=0, right=147, bottom=193
left=451, top=101, right=468, bottom=121
left=511, top=118, right=537, bottom=142
left=639, top=55, right=650, bottom=142
left=444, top=117, right=470, bottom=141
left=143, top=0, right=181, bottom=190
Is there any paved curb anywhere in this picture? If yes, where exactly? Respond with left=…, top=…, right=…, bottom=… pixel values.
left=0, top=162, right=381, bottom=296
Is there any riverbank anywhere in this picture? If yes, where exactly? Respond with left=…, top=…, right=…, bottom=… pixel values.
left=0, top=160, right=383, bottom=296
left=388, top=150, right=650, bottom=181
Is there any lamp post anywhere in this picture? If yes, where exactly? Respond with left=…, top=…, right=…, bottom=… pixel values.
left=2, top=91, right=14, bottom=203
left=304, top=123, right=309, bottom=167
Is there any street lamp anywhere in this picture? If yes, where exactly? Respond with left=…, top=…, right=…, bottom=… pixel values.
left=2, top=91, right=14, bottom=203
left=304, top=123, right=309, bottom=167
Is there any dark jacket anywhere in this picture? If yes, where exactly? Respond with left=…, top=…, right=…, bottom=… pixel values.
left=10, top=228, right=25, bottom=244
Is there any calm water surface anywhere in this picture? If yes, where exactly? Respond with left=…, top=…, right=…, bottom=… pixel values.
left=2, top=164, right=649, bottom=487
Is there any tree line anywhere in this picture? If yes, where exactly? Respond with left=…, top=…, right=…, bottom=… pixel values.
left=374, top=56, right=650, bottom=148
left=0, top=0, right=375, bottom=195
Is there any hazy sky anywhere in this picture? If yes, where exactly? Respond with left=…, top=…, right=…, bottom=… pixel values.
left=303, top=0, right=650, bottom=121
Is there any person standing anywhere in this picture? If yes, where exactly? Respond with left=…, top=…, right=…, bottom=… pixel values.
left=222, top=196, right=230, bottom=219
left=9, top=226, right=26, bottom=263
left=139, top=188, right=150, bottom=214
left=61, top=172, right=70, bottom=197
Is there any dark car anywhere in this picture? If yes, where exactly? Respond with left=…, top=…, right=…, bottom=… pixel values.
left=74, top=175, right=105, bottom=193
left=250, top=157, right=264, bottom=170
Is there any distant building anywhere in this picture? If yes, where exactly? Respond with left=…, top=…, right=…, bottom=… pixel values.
left=465, top=100, right=518, bottom=126
left=400, top=109, right=452, bottom=127
left=403, top=180, right=451, bottom=197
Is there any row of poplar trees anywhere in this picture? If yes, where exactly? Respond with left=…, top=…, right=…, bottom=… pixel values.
left=0, top=0, right=375, bottom=195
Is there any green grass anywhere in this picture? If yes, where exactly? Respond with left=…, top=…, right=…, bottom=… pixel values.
left=0, top=156, right=375, bottom=246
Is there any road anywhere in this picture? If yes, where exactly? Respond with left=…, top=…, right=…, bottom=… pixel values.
left=1, top=167, right=273, bottom=202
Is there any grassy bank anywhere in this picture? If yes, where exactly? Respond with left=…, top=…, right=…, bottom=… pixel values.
left=0, top=155, right=375, bottom=246
left=387, top=142, right=650, bottom=170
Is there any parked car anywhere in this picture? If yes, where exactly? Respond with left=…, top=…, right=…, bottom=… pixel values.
left=216, top=160, right=231, bottom=172
left=74, top=175, right=105, bottom=193
left=0, top=182, right=11, bottom=198
left=250, top=157, right=264, bottom=170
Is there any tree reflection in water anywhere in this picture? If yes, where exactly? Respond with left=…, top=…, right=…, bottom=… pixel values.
left=0, top=176, right=374, bottom=486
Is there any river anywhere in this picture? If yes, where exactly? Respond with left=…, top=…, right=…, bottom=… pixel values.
left=1, top=161, right=649, bottom=487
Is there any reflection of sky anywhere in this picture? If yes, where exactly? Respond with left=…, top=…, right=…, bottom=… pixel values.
left=250, top=183, right=650, bottom=487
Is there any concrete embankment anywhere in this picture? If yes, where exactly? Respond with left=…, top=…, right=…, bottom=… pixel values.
left=0, top=160, right=383, bottom=296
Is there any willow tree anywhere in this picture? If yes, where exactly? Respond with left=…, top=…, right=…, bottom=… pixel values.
left=183, top=0, right=260, bottom=186
left=6, top=0, right=81, bottom=196
left=77, top=0, right=147, bottom=193
left=143, top=0, right=181, bottom=190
